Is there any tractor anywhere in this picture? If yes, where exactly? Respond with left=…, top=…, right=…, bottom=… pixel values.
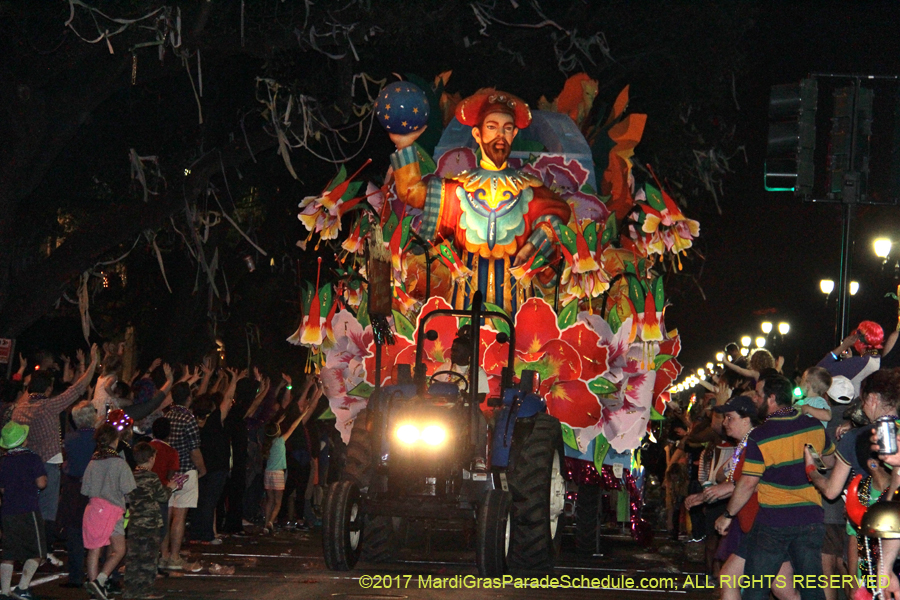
left=321, top=291, right=567, bottom=576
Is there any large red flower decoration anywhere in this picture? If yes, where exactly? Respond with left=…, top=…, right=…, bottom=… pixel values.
left=546, top=380, right=602, bottom=428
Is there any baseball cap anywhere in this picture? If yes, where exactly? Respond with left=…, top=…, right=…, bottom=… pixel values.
left=827, top=375, right=854, bottom=404
left=713, top=395, right=757, bottom=418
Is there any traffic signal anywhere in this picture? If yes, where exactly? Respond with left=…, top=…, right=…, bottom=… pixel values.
left=765, top=78, right=818, bottom=195
left=828, top=85, right=874, bottom=202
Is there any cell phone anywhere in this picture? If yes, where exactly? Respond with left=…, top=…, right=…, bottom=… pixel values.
left=805, top=444, right=826, bottom=472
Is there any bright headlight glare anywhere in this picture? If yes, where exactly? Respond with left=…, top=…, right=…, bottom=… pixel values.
left=396, top=424, right=420, bottom=444
left=421, top=425, right=447, bottom=446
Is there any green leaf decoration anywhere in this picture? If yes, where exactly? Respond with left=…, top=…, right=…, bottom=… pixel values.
left=580, top=183, right=597, bottom=195
left=607, top=306, right=622, bottom=333
left=413, top=143, right=437, bottom=176
left=887, top=292, right=899, bottom=301
left=392, top=309, right=416, bottom=340
left=340, top=180, right=364, bottom=201
left=650, top=407, right=666, bottom=421
left=300, top=282, right=315, bottom=313
left=557, top=224, right=578, bottom=254
left=317, top=406, right=337, bottom=420
left=561, top=424, right=579, bottom=450
left=626, top=273, right=645, bottom=313
left=347, top=381, right=374, bottom=398
left=652, top=276, right=665, bottom=312
left=319, top=283, right=334, bottom=313
left=382, top=212, right=399, bottom=241
left=593, top=433, right=610, bottom=471
left=584, top=221, right=598, bottom=250
left=645, top=183, right=667, bottom=212
left=400, top=216, right=414, bottom=249
left=588, top=377, right=617, bottom=395
left=358, top=292, right=370, bottom=327
left=653, top=355, right=674, bottom=369
left=600, top=215, right=617, bottom=245
left=483, top=302, right=510, bottom=337
left=327, top=164, right=348, bottom=192
left=557, top=300, right=578, bottom=330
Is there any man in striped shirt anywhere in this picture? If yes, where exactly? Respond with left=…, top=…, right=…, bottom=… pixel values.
left=715, top=372, right=834, bottom=600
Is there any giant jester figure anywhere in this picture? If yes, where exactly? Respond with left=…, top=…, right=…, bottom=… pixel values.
left=387, top=89, right=571, bottom=313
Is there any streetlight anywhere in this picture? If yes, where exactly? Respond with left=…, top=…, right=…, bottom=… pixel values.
left=755, top=336, right=767, bottom=348
left=739, top=348, right=749, bottom=356
left=715, top=352, right=725, bottom=362
left=778, top=322, right=790, bottom=335
left=761, top=322, right=773, bottom=334
left=697, top=368, right=705, bottom=378
left=820, top=279, right=835, bottom=294
left=740, top=336, right=752, bottom=347
left=874, top=238, right=892, bottom=259
left=850, top=281, right=859, bottom=295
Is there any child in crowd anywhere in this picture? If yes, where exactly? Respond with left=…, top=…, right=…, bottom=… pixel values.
left=0, top=421, right=47, bottom=600
left=149, top=417, right=178, bottom=542
left=262, top=378, right=322, bottom=533
left=82, top=422, right=136, bottom=600
left=795, top=366, right=833, bottom=426
left=126, top=442, right=179, bottom=600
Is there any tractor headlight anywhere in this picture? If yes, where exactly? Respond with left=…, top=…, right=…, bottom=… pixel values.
left=394, top=423, right=448, bottom=447
left=395, top=424, right=420, bottom=445
left=420, top=425, right=447, bottom=446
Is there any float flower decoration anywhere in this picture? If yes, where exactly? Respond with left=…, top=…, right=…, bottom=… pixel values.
left=286, top=257, right=337, bottom=348
left=521, top=155, right=610, bottom=222
left=298, top=159, right=372, bottom=242
left=632, top=182, right=700, bottom=268
left=556, top=219, right=611, bottom=302
left=320, top=310, right=374, bottom=443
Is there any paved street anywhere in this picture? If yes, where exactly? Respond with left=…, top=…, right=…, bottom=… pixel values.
left=27, top=526, right=718, bottom=600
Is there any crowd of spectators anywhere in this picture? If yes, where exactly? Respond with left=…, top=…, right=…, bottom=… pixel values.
left=665, top=321, right=900, bottom=600
left=0, top=343, right=338, bottom=600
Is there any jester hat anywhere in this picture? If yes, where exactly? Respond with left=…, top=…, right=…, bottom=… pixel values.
left=456, top=88, right=532, bottom=130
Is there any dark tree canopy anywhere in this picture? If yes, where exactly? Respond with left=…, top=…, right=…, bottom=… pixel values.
left=0, top=0, right=754, bottom=368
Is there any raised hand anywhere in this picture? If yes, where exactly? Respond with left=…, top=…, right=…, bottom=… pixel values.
left=163, top=363, right=174, bottom=382
left=149, top=358, right=162, bottom=372
left=75, top=348, right=85, bottom=365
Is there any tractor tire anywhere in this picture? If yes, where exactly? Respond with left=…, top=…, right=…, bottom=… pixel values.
left=476, top=489, right=513, bottom=577
left=574, top=484, right=601, bottom=555
left=342, top=409, right=373, bottom=488
left=360, top=515, right=395, bottom=563
left=506, top=413, right=565, bottom=572
left=322, top=481, right=363, bottom=570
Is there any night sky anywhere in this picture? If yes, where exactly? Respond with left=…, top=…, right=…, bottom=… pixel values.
left=667, top=1, right=900, bottom=379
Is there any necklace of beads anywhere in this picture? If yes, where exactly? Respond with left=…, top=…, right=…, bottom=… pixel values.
left=765, top=406, right=795, bottom=421
left=725, top=429, right=753, bottom=483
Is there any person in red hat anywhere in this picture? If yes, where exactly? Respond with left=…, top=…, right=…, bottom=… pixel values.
left=388, top=88, right=571, bottom=313
left=817, top=320, right=884, bottom=397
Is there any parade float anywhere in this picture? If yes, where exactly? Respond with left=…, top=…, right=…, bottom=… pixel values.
left=288, top=73, right=698, bottom=561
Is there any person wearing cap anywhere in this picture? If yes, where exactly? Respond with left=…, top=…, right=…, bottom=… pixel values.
left=388, top=88, right=571, bottom=314
left=716, top=372, right=834, bottom=600
left=817, top=321, right=883, bottom=397
left=0, top=421, right=48, bottom=600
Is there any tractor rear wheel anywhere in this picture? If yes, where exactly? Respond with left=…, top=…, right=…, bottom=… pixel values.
left=506, top=413, right=565, bottom=572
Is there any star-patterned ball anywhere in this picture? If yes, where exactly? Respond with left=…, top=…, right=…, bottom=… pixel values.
left=375, top=82, right=430, bottom=135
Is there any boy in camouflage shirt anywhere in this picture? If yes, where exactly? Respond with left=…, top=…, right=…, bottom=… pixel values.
left=126, top=442, right=178, bottom=599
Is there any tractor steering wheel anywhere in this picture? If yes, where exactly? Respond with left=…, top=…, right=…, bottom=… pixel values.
left=428, top=370, right=469, bottom=394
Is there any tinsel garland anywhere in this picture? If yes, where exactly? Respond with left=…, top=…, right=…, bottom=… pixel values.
left=565, top=457, right=652, bottom=546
